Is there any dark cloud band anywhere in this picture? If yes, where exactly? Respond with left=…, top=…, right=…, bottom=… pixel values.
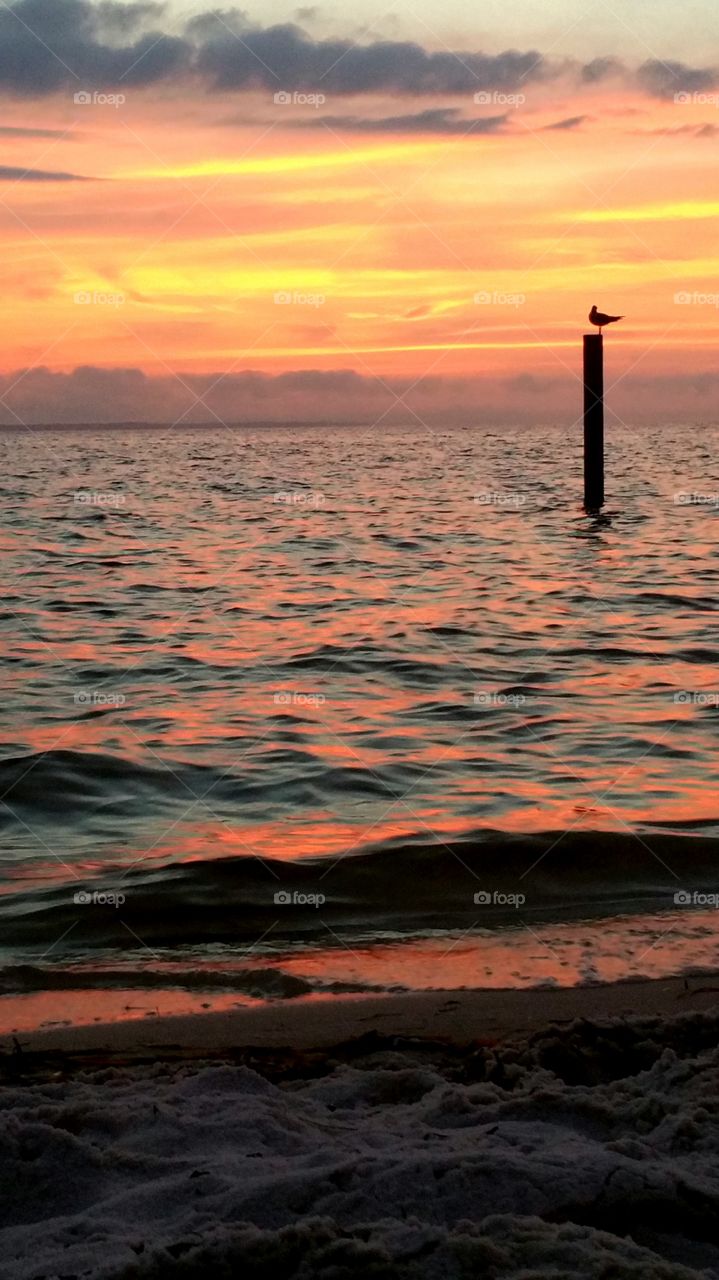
left=0, top=1, right=714, bottom=100
left=285, top=108, right=509, bottom=135
left=0, top=163, right=87, bottom=179
left=0, top=363, right=715, bottom=427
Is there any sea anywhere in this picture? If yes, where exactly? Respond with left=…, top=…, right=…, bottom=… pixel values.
left=1, top=421, right=718, bottom=1032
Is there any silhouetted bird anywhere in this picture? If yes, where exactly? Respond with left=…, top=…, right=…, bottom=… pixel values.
left=589, top=305, right=623, bottom=333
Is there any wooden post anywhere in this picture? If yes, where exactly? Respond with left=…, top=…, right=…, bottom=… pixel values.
left=583, top=333, right=604, bottom=510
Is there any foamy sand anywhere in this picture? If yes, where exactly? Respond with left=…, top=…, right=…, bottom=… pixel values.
left=13, top=972, right=719, bottom=1056
left=4, top=976, right=719, bottom=1279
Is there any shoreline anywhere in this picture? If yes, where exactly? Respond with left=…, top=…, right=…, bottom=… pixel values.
left=10, top=971, right=719, bottom=1058
left=5, top=976, right=719, bottom=1279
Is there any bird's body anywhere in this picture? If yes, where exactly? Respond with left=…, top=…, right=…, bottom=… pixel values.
left=589, top=305, right=623, bottom=333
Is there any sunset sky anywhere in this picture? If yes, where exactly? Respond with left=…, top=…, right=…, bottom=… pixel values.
left=1, top=0, right=718, bottom=424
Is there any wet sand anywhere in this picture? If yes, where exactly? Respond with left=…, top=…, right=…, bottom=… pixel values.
left=9, top=972, right=719, bottom=1058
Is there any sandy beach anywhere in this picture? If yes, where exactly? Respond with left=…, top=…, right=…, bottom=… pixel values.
left=12, top=972, right=719, bottom=1058
left=3, top=976, right=719, bottom=1279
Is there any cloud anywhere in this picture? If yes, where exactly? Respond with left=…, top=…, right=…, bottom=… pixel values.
left=195, top=23, right=547, bottom=96
left=638, top=122, right=719, bottom=138
left=543, top=114, right=588, bottom=131
left=636, top=58, right=718, bottom=98
left=93, top=1, right=166, bottom=38
left=506, top=373, right=557, bottom=394
left=0, top=124, right=73, bottom=136
left=0, top=0, right=188, bottom=95
left=580, top=57, right=623, bottom=84
left=0, top=164, right=89, bottom=179
left=289, top=107, right=508, bottom=134
left=0, top=1, right=713, bottom=101
left=0, top=362, right=716, bottom=427
left=183, top=8, right=250, bottom=42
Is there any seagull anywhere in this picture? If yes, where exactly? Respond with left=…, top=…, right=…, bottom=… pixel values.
left=589, top=305, right=624, bottom=334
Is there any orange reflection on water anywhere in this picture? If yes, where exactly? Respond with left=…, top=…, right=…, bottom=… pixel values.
left=0, top=990, right=259, bottom=1036
left=3, top=904, right=719, bottom=1035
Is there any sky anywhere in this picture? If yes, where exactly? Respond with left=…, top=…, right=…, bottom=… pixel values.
left=1, top=0, right=718, bottom=425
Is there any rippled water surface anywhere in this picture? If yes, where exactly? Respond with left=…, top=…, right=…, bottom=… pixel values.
left=1, top=422, right=718, bottom=1026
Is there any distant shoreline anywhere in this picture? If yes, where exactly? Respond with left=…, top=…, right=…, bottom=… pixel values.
left=0, top=419, right=376, bottom=431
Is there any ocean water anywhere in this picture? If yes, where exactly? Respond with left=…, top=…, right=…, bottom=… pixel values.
left=1, top=421, right=718, bottom=1030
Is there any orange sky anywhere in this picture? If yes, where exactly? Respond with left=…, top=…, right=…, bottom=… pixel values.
left=1, top=2, right=718, bottom=422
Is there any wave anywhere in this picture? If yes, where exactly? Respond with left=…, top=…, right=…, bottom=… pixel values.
left=0, top=747, right=449, bottom=815
left=0, top=749, right=217, bottom=813
left=1, top=827, right=717, bottom=950
left=0, top=963, right=388, bottom=999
